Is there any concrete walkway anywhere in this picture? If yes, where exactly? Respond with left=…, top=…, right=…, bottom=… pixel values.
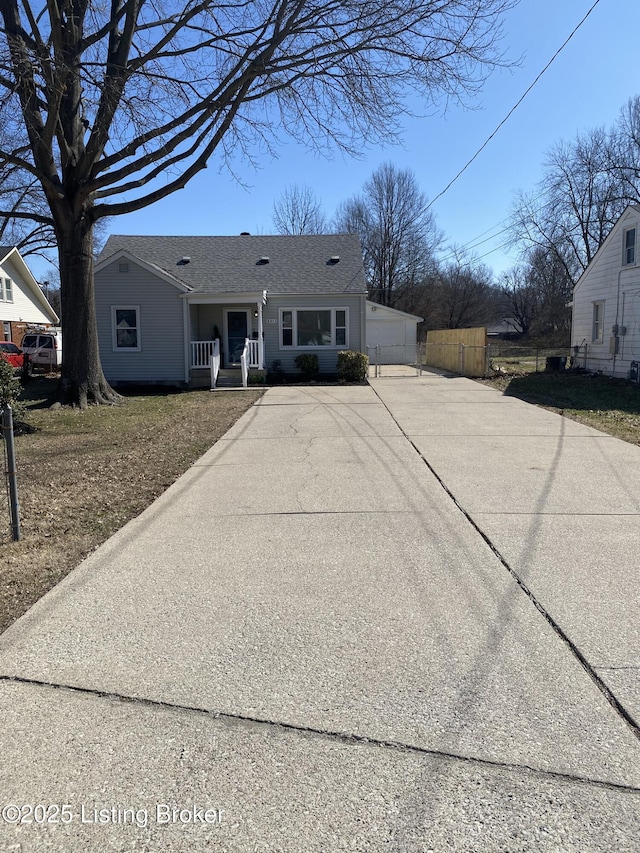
left=0, top=375, right=639, bottom=852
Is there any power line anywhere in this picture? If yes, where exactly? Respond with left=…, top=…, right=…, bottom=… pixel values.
left=435, top=184, right=552, bottom=266
left=439, top=237, right=515, bottom=271
left=427, top=0, right=603, bottom=211
left=439, top=226, right=512, bottom=260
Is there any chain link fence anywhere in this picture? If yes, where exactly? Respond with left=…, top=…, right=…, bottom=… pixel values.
left=486, top=342, right=574, bottom=376
left=366, top=337, right=575, bottom=379
left=417, top=341, right=573, bottom=378
left=367, top=344, right=422, bottom=377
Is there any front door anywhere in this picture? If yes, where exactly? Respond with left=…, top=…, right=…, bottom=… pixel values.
left=225, top=310, right=249, bottom=366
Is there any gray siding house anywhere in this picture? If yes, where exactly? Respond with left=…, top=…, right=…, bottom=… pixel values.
left=571, top=205, right=640, bottom=378
left=95, top=234, right=368, bottom=386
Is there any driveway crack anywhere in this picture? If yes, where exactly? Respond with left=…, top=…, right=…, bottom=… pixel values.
left=369, top=385, right=640, bottom=744
left=2, top=674, right=638, bottom=796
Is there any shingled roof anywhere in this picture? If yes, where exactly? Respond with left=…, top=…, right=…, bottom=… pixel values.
left=98, top=234, right=367, bottom=295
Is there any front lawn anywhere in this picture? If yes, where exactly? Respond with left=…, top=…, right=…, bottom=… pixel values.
left=0, top=379, right=262, bottom=633
left=480, top=371, right=640, bottom=445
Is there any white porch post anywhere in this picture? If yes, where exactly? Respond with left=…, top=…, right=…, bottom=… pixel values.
left=257, top=299, right=264, bottom=369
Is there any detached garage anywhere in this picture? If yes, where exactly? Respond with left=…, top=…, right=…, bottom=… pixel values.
left=365, top=301, right=423, bottom=363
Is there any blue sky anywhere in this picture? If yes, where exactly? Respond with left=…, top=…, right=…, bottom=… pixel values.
left=36, top=0, right=640, bottom=283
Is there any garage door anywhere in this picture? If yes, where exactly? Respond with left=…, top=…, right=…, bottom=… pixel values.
left=367, top=320, right=415, bottom=363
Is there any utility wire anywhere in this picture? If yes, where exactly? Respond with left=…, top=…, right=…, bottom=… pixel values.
left=435, top=185, right=552, bottom=266
left=427, top=0, right=603, bottom=211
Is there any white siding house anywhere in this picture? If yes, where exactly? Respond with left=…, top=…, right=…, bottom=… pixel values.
left=0, top=246, right=59, bottom=343
left=95, top=234, right=368, bottom=387
left=365, top=301, right=423, bottom=363
left=571, top=205, right=640, bottom=378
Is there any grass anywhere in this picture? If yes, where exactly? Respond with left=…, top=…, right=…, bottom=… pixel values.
left=488, top=347, right=571, bottom=376
left=490, top=356, right=540, bottom=374
left=0, top=378, right=262, bottom=634
left=480, top=370, right=640, bottom=444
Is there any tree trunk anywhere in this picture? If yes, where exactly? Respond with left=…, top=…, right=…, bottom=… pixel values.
left=57, top=221, right=122, bottom=409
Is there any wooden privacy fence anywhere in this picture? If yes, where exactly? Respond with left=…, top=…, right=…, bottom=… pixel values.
left=424, top=327, right=488, bottom=377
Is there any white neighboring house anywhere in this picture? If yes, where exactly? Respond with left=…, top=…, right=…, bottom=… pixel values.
left=365, top=300, right=423, bottom=364
left=571, top=204, right=640, bottom=378
left=0, top=246, right=59, bottom=344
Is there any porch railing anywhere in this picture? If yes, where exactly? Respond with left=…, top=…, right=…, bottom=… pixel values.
left=246, top=338, right=261, bottom=368
left=209, top=339, right=220, bottom=390
left=191, top=339, right=218, bottom=368
left=191, top=338, right=263, bottom=369
left=239, top=341, right=248, bottom=388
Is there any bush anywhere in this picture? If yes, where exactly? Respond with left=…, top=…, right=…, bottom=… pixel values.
left=294, top=353, right=320, bottom=381
left=0, top=358, right=26, bottom=422
left=268, top=359, right=286, bottom=384
left=337, top=350, right=368, bottom=382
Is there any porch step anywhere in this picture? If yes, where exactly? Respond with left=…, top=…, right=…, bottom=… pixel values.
left=190, top=367, right=264, bottom=389
left=215, top=369, right=244, bottom=388
left=189, top=367, right=242, bottom=389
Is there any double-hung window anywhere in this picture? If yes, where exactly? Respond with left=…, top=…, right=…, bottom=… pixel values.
left=1, top=278, right=13, bottom=303
left=279, top=308, right=348, bottom=348
left=592, top=301, right=604, bottom=343
left=111, top=305, right=141, bottom=351
left=624, top=227, right=636, bottom=266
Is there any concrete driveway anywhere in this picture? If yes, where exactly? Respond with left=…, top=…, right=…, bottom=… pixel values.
left=0, top=375, right=639, bottom=852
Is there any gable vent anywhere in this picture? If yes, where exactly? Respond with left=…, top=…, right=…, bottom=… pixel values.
left=118, top=262, right=129, bottom=273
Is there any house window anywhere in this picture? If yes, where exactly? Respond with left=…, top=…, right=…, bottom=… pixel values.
left=279, top=308, right=349, bottom=348
left=624, top=228, right=636, bottom=266
left=282, top=310, right=293, bottom=347
left=1, top=278, right=13, bottom=302
left=592, top=301, right=604, bottom=343
left=111, top=306, right=141, bottom=351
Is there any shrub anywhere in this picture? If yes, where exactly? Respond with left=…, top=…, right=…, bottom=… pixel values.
left=294, top=353, right=320, bottom=381
left=0, top=358, right=26, bottom=422
left=269, top=359, right=286, bottom=384
left=337, top=350, right=369, bottom=382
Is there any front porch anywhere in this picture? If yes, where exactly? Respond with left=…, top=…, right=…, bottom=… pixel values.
left=184, top=290, right=266, bottom=388
left=189, top=339, right=264, bottom=389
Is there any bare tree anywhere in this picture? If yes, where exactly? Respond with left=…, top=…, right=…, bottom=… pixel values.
left=334, top=162, right=441, bottom=305
left=0, top=143, right=56, bottom=259
left=0, top=0, right=516, bottom=406
left=499, top=266, right=539, bottom=337
left=527, top=246, right=572, bottom=339
left=392, top=274, right=438, bottom=328
left=39, top=266, right=62, bottom=319
left=431, top=251, right=495, bottom=329
left=500, top=247, right=572, bottom=341
left=511, top=107, right=640, bottom=282
left=610, top=94, right=640, bottom=204
left=273, top=184, right=327, bottom=234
